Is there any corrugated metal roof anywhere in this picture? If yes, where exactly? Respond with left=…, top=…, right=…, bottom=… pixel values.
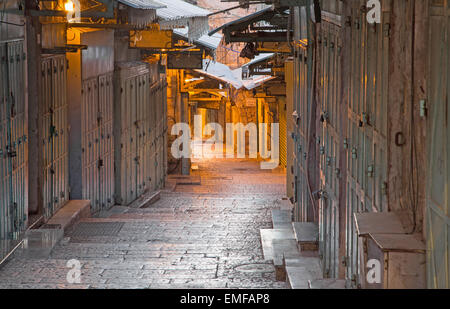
left=232, top=66, right=275, bottom=90
left=173, top=28, right=223, bottom=50
left=118, top=0, right=165, bottom=9
left=209, top=7, right=273, bottom=35
left=244, top=53, right=275, bottom=67
left=195, top=59, right=243, bottom=89
left=154, top=0, right=211, bottom=20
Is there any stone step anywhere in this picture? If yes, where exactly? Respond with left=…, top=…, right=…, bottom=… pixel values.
left=271, top=209, right=292, bottom=229
left=279, top=199, right=293, bottom=211
left=19, top=228, right=64, bottom=259
left=128, top=190, right=161, bottom=208
left=260, top=229, right=295, bottom=261
left=168, top=175, right=201, bottom=185
left=272, top=239, right=301, bottom=281
left=46, top=200, right=91, bottom=233
left=95, top=206, right=129, bottom=218
left=292, top=222, right=319, bottom=251
left=308, top=279, right=348, bottom=289
left=285, top=257, right=323, bottom=289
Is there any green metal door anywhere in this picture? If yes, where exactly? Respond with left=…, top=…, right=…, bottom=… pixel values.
left=318, top=18, right=342, bottom=279
left=41, top=55, right=69, bottom=219
left=82, top=77, right=100, bottom=212
left=279, top=97, right=287, bottom=168
left=0, top=40, right=27, bottom=239
left=98, top=73, right=115, bottom=211
left=427, top=0, right=450, bottom=289
left=345, top=0, right=390, bottom=287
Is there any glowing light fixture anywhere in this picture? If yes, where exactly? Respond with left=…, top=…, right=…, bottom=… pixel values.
left=65, top=1, right=74, bottom=12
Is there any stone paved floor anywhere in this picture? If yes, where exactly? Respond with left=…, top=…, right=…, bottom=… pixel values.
left=0, top=158, right=288, bottom=289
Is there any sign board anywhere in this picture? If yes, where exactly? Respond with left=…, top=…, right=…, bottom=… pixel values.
left=196, top=101, right=220, bottom=110
left=129, top=30, right=173, bottom=49
left=167, top=52, right=203, bottom=70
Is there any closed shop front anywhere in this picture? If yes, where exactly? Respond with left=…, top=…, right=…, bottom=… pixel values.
left=318, top=16, right=342, bottom=279
left=68, top=29, right=115, bottom=213
left=114, top=62, right=154, bottom=205
left=40, top=54, right=69, bottom=219
left=427, top=0, right=450, bottom=289
left=0, top=39, right=28, bottom=239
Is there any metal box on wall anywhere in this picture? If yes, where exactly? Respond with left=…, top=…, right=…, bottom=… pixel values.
left=354, top=212, right=425, bottom=289
left=364, top=234, right=426, bottom=289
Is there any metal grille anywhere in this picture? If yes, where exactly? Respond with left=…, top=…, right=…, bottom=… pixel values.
left=71, top=222, right=125, bottom=237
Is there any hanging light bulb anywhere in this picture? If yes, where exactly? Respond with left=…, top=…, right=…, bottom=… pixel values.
left=64, top=1, right=74, bottom=12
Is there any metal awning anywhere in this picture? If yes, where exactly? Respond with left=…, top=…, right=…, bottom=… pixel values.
left=154, top=0, right=210, bottom=20
left=243, top=53, right=275, bottom=67
left=173, top=28, right=223, bottom=51
left=194, top=59, right=243, bottom=90
left=154, top=0, right=211, bottom=41
left=208, top=6, right=291, bottom=44
left=208, top=7, right=273, bottom=36
left=117, top=0, right=163, bottom=26
left=118, top=0, right=165, bottom=9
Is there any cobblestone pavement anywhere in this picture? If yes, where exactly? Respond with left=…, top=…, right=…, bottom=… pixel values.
left=0, top=158, right=288, bottom=289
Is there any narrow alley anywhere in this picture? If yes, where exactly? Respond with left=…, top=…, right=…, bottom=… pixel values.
left=0, top=156, right=288, bottom=289
left=0, top=0, right=449, bottom=292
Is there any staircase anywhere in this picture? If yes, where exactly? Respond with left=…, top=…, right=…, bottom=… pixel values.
left=261, top=205, right=348, bottom=289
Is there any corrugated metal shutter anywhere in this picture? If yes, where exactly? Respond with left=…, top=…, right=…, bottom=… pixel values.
left=279, top=98, right=287, bottom=168
left=98, top=73, right=115, bottom=211
left=285, top=61, right=295, bottom=200
left=427, top=0, right=449, bottom=289
left=40, top=55, right=69, bottom=219
left=81, top=73, right=115, bottom=213
left=0, top=40, right=28, bottom=239
left=115, top=62, right=157, bottom=205
left=318, top=18, right=342, bottom=279
left=344, top=0, right=390, bottom=286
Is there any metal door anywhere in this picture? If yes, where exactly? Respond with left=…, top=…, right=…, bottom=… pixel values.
left=82, top=72, right=115, bottom=213
left=318, top=19, right=342, bottom=279
left=294, top=46, right=311, bottom=223
left=40, top=55, right=69, bottom=219
left=82, top=77, right=100, bottom=212
left=279, top=97, right=287, bottom=168
left=345, top=0, right=390, bottom=287
left=98, top=73, right=115, bottom=210
left=115, top=62, right=152, bottom=205
left=427, top=0, right=449, bottom=289
left=0, top=40, right=27, bottom=239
